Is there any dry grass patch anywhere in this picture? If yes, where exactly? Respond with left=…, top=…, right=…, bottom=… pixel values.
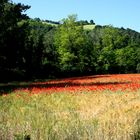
left=0, top=91, right=140, bottom=140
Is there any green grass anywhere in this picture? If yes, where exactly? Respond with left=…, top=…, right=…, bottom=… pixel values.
left=0, top=90, right=140, bottom=140
left=83, top=25, right=96, bottom=30
left=42, top=21, right=58, bottom=26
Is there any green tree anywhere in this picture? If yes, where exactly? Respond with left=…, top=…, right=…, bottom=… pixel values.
left=54, top=15, right=86, bottom=75
left=90, top=19, right=95, bottom=25
left=0, top=0, right=30, bottom=81
left=24, top=19, right=54, bottom=78
left=43, top=28, right=59, bottom=77
left=115, top=46, right=137, bottom=73
left=95, top=26, right=127, bottom=73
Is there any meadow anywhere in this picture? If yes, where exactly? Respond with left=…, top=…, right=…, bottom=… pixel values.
left=0, top=74, right=140, bottom=140
left=83, top=24, right=96, bottom=30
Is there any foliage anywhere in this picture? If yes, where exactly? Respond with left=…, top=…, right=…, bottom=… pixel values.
left=0, top=1, right=140, bottom=81
left=54, top=15, right=87, bottom=75
left=0, top=0, right=30, bottom=81
left=23, top=19, right=55, bottom=78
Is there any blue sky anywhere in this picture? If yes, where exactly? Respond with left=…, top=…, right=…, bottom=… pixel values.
left=12, top=0, right=140, bottom=32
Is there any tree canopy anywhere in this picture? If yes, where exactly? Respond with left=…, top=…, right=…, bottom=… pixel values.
left=0, top=1, right=140, bottom=82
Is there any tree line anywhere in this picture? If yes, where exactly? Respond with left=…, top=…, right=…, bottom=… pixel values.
left=1, top=0, right=140, bottom=82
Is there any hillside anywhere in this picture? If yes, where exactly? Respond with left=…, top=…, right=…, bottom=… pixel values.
left=42, top=19, right=96, bottom=30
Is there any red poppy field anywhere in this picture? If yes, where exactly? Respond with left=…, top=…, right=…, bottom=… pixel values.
left=0, top=74, right=140, bottom=140
left=6, top=74, right=140, bottom=95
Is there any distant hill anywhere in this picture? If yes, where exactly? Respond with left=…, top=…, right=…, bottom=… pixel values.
left=42, top=20, right=96, bottom=30
left=42, top=19, right=96, bottom=30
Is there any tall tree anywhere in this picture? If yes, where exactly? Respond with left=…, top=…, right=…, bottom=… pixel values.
left=54, top=15, right=86, bottom=75
left=24, top=19, right=53, bottom=78
left=43, top=28, right=59, bottom=77
left=0, top=0, right=30, bottom=81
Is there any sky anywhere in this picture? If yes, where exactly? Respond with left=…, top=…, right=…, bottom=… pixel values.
left=12, top=0, right=140, bottom=32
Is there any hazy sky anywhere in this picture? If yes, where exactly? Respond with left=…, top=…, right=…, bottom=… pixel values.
left=12, top=0, right=140, bottom=32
